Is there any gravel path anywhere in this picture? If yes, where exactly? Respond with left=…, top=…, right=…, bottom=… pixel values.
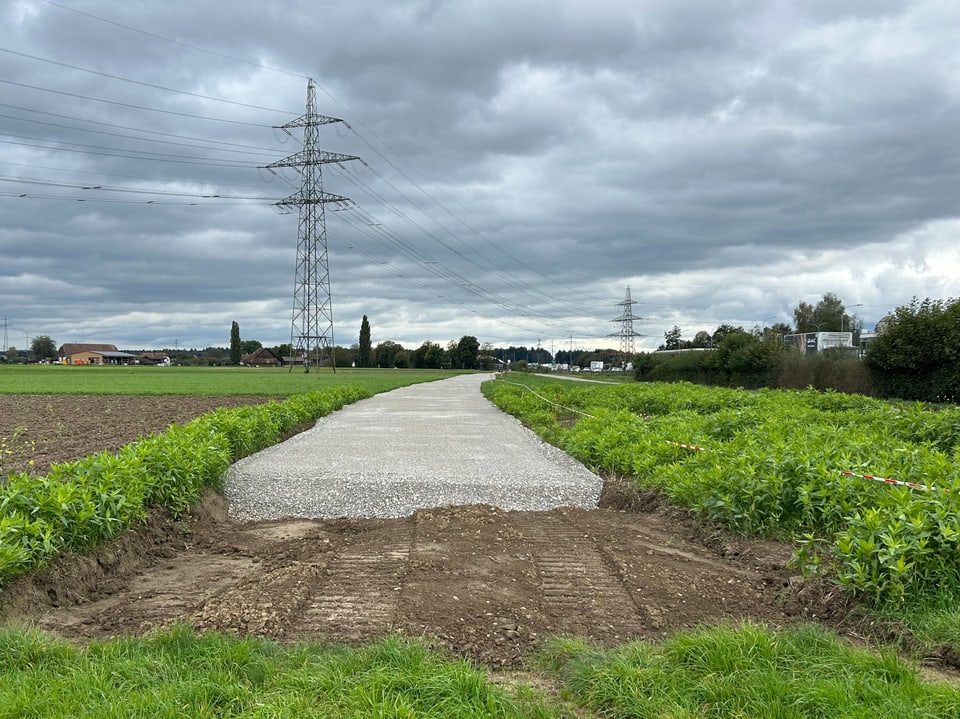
left=224, top=373, right=602, bottom=520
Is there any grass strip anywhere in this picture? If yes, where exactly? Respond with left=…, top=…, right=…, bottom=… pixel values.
left=537, top=621, right=960, bottom=719
left=0, top=626, right=555, bottom=718
left=2, top=623, right=956, bottom=718
left=0, top=365, right=463, bottom=396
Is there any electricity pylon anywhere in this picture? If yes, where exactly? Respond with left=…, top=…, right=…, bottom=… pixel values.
left=267, top=78, right=359, bottom=372
left=609, top=286, right=643, bottom=367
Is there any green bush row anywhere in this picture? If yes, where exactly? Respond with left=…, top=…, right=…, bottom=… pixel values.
left=484, top=378, right=960, bottom=606
left=0, top=386, right=371, bottom=587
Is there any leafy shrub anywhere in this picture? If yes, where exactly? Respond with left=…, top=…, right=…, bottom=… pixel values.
left=486, top=376, right=960, bottom=606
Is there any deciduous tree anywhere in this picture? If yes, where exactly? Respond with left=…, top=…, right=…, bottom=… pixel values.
left=30, top=335, right=57, bottom=361
left=454, top=335, right=480, bottom=370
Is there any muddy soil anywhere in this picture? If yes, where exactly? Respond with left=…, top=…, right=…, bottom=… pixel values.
left=0, top=394, right=844, bottom=668
left=0, top=395, right=270, bottom=477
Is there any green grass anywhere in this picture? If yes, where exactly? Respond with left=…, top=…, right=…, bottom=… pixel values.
left=0, top=627, right=555, bottom=718
left=2, top=623, right=956, bottom=718
left=536, top=622, right=960, bottom=719
left=0, top=365, right=467, bottom=396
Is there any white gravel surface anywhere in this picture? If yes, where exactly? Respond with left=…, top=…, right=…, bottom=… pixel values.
left=224, top=373, right=602, bottom=519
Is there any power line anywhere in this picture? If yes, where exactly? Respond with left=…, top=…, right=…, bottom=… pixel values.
left=0, top=79, right=274, bottom=128
left=27, top=2, right=610, bottom=312
left=0, top=176, right=278, bottom=201
left=0, top=136, right=258, bottom=168
left=0, top=191, right=241, bottom=206
left=0, top=102, right=288, bottom=154
left=0, top=46, right=291, bottom=114
left=9, top=5, right=616, bottom=342
left=0, top=112, right=278, bottom=159
left=37, top=0, right=307, bottom=80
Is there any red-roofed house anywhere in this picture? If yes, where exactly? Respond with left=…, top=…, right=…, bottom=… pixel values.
left=58, top=343, right=136, bottom=365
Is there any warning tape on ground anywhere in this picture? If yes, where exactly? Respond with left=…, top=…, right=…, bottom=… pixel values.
left=491, top=378, right=597, bottom=419
left=666, top=440, right=709, bottom=452
left=838, top=470, right=949, bottom=493
left=666, top=440, right=949, bottom=493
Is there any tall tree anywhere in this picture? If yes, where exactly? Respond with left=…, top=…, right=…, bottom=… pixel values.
left=30, top=335, right=57, bottom=361
left=375, top=340, right=405, bottom=368
left=660, top=325, right=683, bottom=350
left=454, top=335, right=480, bottom=369
left=691, top=330, right=713, bottom=348
left=413, top=341, right=444, bottom=369
left=229, top=321, right=241, bottom=365
left=794, top=292, right=847, bottom=333
left=712, top=324, right=745, bottom=346
left=358, top=315, right=371, bottom=368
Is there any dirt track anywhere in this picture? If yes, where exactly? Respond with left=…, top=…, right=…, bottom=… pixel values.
left=0, top=394, right=835, bottom=667
left=1, top=489, right=822, bottom=667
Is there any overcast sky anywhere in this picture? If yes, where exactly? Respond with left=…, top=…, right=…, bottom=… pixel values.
left=2, top=0, right=958, bottom=355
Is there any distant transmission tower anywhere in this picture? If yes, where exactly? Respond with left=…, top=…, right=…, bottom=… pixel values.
left=267, top=78, right=359, bottom=372
left=609, top=286, right=643, bottom=367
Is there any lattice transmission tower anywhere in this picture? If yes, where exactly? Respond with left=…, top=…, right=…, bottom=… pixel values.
left=609, top=286, right=643, bottom=367
left=267, top=78, right=359, bottom=372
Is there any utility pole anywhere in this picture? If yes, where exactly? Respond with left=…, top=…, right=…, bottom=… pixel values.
left=609, top=286, right=644, bottom=367
left=266, top=78, right=360, bottom=373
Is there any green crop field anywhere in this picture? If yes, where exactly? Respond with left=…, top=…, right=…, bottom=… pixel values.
left=0, top=364, right=468, bottom=396
left=484, top=375, right=960, bottom=661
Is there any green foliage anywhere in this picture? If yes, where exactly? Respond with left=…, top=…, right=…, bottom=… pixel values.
left=636, top=341, right=874, bottom=395
left=0, top=386, right=371, bottom=587
left=0, top=627, right=552, bottom=718
left=452, top=335, right=481, bottom=370
left=866, top=296, right=960, bottom=403
left=486, top=376, right=960, bottom=607
left=537, top=622, right=960, bottom=718
left=29, top=335, right=57, bottom=362
left=358, top=314, right=372, bottom=367
left=229, top=321, right=241, bottom=365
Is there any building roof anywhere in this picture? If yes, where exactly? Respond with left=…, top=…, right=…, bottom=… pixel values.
left=58, top=343, right=118, bottom=356
left=241, top=347, right=281, bottom=362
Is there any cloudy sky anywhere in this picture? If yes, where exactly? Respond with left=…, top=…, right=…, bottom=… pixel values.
left=2, top=0, right=958, bottom=355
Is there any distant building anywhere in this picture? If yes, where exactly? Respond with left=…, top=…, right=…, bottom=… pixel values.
left=139, top=352, right=171, bottom=366
left=57, top=343, right=137, bottom=365
left=241, top=347, right=284, bottom=367
left=783, top=332, right=854, bottom=355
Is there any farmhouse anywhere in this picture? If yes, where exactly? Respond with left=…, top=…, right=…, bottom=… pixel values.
left=58, top=343, right=137, bottom=365
left=241, top=347, right=284, bottom=367
left=139, top=352, right=171, bottom=366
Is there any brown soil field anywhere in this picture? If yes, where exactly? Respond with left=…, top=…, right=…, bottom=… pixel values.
left=0, top=394, right=852, bottom=668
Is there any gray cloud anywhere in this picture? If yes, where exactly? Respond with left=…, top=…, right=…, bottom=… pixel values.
left=1, top=0, right=957, bottom=354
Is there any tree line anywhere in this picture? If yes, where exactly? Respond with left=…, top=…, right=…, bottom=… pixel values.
left=637, top=294, right=959, bottom=404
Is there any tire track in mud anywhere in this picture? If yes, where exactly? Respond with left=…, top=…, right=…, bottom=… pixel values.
left=15, top=504, right=800, bottom=667
left=509, top=512, right=649, bottom=640
left=299, top=523, right=414, bottom=641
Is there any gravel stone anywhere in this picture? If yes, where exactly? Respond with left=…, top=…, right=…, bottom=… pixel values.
left=224, top=374, right=602, bottom=519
